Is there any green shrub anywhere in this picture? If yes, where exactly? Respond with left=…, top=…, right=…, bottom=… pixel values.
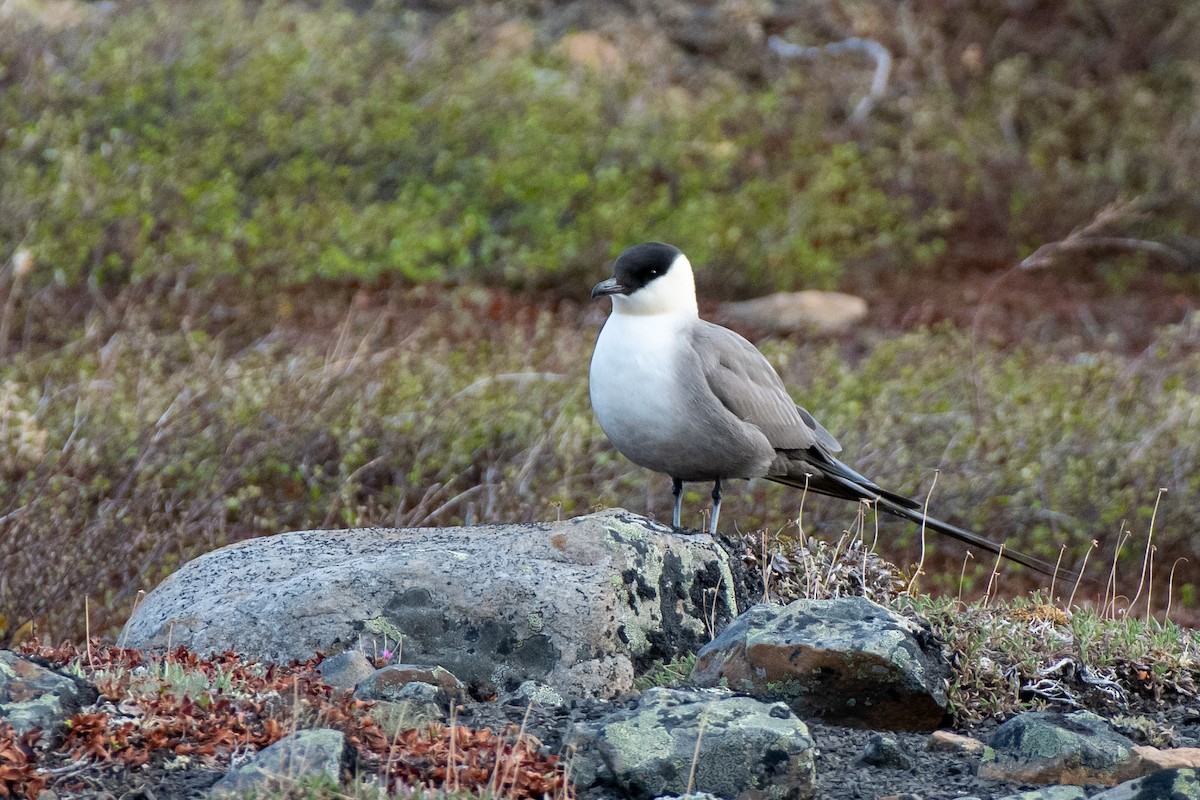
left=0, top=0, right=955, bottom=294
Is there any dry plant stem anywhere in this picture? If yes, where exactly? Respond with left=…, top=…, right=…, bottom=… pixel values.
left=859, top=503, right=869, bottom=585
left=1024, top=236, right=1189, bottom=269
left=796, top=473, right=811, bottom=546
left=983, top=546, right=1005, bottom=607
left=908, top=469, right=939, bottom=592
left=417, top=482, right=487, bottom=528
left=448, top=701, right=459, bottom=793
left=704, top=570, right=724, bottom=641
left=1145, top=546, right=1156, bottom=624
left=84, top=596, right=94, bottom=671
left=1104, top=529, right=1132, bottom=619
left=870, top=501, right=879, bottom=552
left=1066, top=540, right=1098, bottom=610
left=1050, top=545, right=1066, bottom=600
left=491, top=701, right=535, bottom=799
left=0, top=268, right=24, bottom=356
left=1020, top=197, right=1188, bottom=271
left=1126, top=488, right=1167, bottom=619
left=1165, top=558, right=1188, bottom=624
left=957, top=551, right=974, bottom=607
left=760, top=530, right=772, bottom=604
left=685, top=704, right=711, bottom=795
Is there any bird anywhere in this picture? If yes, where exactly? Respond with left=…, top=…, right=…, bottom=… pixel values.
left=588, top=241, right=1069, bottom=578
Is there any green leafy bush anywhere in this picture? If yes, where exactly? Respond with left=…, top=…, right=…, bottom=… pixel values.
left=0, top=0, right=954, bottom=294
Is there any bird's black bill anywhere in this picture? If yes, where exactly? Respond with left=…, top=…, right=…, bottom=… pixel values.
left=591, top=277, right=629, bottom=298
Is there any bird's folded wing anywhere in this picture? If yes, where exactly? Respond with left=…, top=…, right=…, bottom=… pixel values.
left=691, top=321, right=842, bottom=453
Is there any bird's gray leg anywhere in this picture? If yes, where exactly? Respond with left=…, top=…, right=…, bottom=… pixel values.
left=671, top=477, right=683, bottom=528
left=709, top=478, right=722, bottom=534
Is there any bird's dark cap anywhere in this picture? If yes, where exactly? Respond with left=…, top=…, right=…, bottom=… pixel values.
left=591, top=242, right=682, bottom=298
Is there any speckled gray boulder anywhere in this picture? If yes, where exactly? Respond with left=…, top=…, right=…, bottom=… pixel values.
left=689, top=597, right=950, bottom=731
left=1093, top=767, right=1200, bottom=799
left=980, top=711, right=1137, bottom=786
left=209, top=728, right=345, bottom=796
left=120, top=509, right=740, bottom=699
left=567, top=686, right=815, bottom=800
left=0, top=650, right=97, bottom=741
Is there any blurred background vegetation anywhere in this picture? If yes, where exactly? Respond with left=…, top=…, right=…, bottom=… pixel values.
left=0, top=0, right=1198, bottom=642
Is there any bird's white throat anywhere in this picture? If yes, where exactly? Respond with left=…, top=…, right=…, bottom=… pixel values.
left=609, top=253, right=699, bottom=318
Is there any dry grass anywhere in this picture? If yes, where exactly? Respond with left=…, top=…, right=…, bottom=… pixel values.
left=4, top=285, right=1200, bottom=644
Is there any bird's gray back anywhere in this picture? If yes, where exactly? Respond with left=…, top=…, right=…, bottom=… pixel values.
left=689, top=321, right=842, bottom=454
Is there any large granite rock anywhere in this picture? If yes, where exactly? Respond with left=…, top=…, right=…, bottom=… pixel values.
left=120, top=510, right=742, bottom=699
left=689, top=597, right=950, bottom=731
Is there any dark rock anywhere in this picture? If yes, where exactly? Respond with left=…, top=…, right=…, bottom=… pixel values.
left=690, top=597, right=950, bottom=731
left=853, top=733, right=914, bottom=769
left=1092, top=767, right=1200, bottom=799
left=315, top=650, right=374, bottom=690
left=0, top=650, right=98, bottom=741
left=980, top=711, right=1137, bottom=786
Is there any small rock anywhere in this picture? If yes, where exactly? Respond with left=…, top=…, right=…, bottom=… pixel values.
left=368, top=698, right=443, bottom=736
left=928, top=730, right=988, bottom=757
left=0, top=651, right=98, bottom=741
left=557, top=31, right=625, bottom=72
left=488, top=20, right=535, bottom=59
left=980, top=711, right=1136, bottom=787
left=991, top=788, right=1088, bottom=800
left=1091, top=767, right=1200, bottom=799
left=355, top=664, right=465, bottom=701
left=316, top=650, right=375, bottom=690
left=1130, top=744, right=1200, bottom=771
left=511, top=680, right=566, bottom=709
left=568, top=687, right=815, bottom=800
left=365, top=680, right=446, bottom=734
left=208, top=728, right=344, bottom=797
left=877, top=794, right=924, bottom=800
left=721, top=291, right=868, bottom=335
left=690, top=598, right=950, bottom=731
left=853, top=734, right=913, bottom=769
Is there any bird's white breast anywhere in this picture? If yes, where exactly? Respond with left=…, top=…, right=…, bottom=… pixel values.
left=589, top=311, right=690, bottom=462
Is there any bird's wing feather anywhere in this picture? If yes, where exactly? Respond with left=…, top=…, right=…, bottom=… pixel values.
left=797, top=405, right=842, bottom=453
left=690, top=321, right=839, bottom=452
